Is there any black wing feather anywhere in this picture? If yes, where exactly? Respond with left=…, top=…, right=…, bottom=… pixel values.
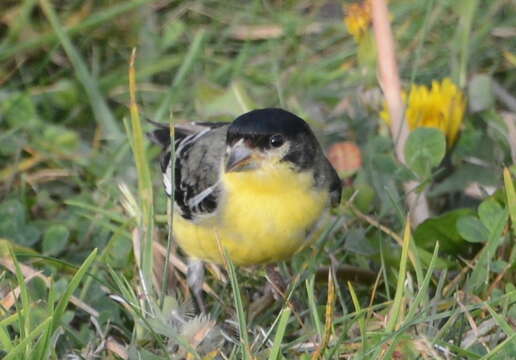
left=149, top=122, right=229, bottom=221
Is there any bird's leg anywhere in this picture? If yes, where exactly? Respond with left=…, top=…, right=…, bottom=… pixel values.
left=265, top=265, right=302, bottom=312
left=248, top=266, right=285, bottom=322
left=249, top=265, right=304, bottom=324
left=265, top=265, right=287, bottom=300
left=248, top=282, right=274, bottom=322
left=187, top=258, right=206, bottom=313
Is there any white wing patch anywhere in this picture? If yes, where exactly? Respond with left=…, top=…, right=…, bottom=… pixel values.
left=162, top=128, right=210, bottom=198
left=188, top=181, right=220, bottom=209
left=162, top=164, right=173, bottom=197
left=176, top=128, right=210, bottom=156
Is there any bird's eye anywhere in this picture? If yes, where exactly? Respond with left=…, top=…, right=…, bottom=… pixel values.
left=269, top=134, right=284, bottom=148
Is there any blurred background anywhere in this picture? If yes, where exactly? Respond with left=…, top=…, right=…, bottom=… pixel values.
left=0, top=0, right=515, bottom=358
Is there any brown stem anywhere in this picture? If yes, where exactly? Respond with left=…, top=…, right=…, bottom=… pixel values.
left=371, top=0, right=430, bottom=226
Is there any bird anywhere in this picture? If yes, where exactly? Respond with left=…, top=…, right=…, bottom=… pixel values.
left=149, top=108, right=342, bottom=308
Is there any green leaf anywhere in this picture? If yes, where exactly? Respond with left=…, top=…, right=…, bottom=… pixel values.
left=0, top=93, right=40, bottom=128
left=357, top=30, right=377, bottom=77
left=371, top=154, right=398, bottom=175
left=491, top=260, right=508, bottom=273
left=352, top=183, right=376, bottom=213
left=0, top=199, right=26, bottom=224
left=478, top=198, right=505, bottom=233
left=195, top=80, right=257, bottom=118
left=466, top=208, right=508, bottom=293
left=468, top=74, right=494, bottom=113
left=414, top=208, right=475, bottom=253
left=160, top=21, right=185, bottom=50
left=41, top=125, right=80, bottom=152
left=42, top=225, right=70, bottom=256
left=0, top=199, right=41, bottom=246
left=404, top=127, right=446, bottom=179
left=47, top=79, right=80, bottom=108
left=430, top=163, right=498, bottom=196
left=457, top=216, right=490, bottom=243
left=344, top=228, right=376, bottom=255
left=128, top=346, right=165, bottom=360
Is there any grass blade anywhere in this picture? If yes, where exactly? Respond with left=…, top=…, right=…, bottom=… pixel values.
left=0, top=325, right=13, bottom=353
left=306, top=276, right=322, bottom=338
left=52, top=248, right=98, bottom=330
left=347, top=281, right=365, bottom=355
left=154, top=29, right=206, bottom=123
left=453, top=0, right=479, bottom=87
left=39, top=0, right=121, bottom=140
left=311, top=270, right=335, bottom=360
left=128, top=49, right=155, bottom=300
left=3, top=317, right=52, bottom=360
left=479, top=333, right=516, bottom=360
left=483, top=303, right=515, bottom=337
left=36, top=248, right=98, bottom=359
left=224, top=248, right=251, bottom=360
left=503, top=168, right=516, bottom=236
left=466, top=209, right=508, bottom=293
left=0, top=0, right=160, bottom=61
left=386, top=219, right=411, bottom=332
left=159, top=114, right=176, bottom=309
left=268, top=307, right=291, bottom=360
left=405, top=241, right=440, bottom=322
left=10, top=249, right=31, bottom=358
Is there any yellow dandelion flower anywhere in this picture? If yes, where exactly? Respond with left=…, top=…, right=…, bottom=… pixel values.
left=344, top=1, right=372, bottom=42
left=381, top=78, right=466, bottom=146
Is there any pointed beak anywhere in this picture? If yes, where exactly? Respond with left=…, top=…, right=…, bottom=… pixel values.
left=225, top=141, right=255, bottom=172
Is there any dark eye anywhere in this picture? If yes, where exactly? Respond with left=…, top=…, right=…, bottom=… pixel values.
left=269, top=134, right=284, bottom=148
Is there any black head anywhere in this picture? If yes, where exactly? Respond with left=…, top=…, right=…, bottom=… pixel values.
left=224, top=108, right=320, bottom=172
left=227, top=108, right=313, bottom=147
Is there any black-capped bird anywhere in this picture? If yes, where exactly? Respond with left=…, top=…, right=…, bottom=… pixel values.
left=150, top=108, right=341, bottom=306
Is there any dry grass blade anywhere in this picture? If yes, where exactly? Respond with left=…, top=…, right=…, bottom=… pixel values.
left=0, top=154, right=45, bottom=180
left=501, top=112, right=516, bottom=163
left=229, top=24, right=284, bottom=40
left=152, top=241, right=222, bottom=302
left=311, top=269, right=335, bottom=360
left=347, top=202, right=422, bottom=280
left=0, top=270, right=41, bottom=312
left=106, top=337, right=128, bottom=359
left=0, top=257, right=99, bottom=318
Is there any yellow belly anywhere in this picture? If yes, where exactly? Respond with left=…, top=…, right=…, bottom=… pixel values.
left=172, top=162, right=329, bottom=266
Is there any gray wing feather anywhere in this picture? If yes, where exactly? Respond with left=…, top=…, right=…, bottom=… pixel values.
left=161, top=124, right=229, bottom=220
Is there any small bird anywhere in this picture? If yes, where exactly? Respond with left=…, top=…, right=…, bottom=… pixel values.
left=150, top=108, right=341, bottom=309
left=150, top=108, right=342, bottom=266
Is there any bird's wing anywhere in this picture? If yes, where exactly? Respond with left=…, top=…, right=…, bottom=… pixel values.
left=147, top=120, right=227, bottom=147
left=151, top=122, right=229, bottom=221
left=314, top=152, right=342, bottom=208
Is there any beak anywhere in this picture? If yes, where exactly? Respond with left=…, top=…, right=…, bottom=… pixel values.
left=225, top=141, right=256, bottom=172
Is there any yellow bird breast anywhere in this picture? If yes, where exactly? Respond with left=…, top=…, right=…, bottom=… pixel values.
left=172, top=162, right=329, bottom=266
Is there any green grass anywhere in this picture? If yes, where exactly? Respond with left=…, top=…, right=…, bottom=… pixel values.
left=1, top=0, right=515, bottom=359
